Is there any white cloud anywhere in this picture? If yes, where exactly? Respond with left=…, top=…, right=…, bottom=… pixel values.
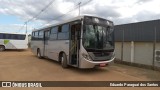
left=0, top=0, right=160, bottom=32
left=0, top=24, right=33, bottom=34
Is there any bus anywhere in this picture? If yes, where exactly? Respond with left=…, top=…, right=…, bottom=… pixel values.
left=0, top=33, right=28, bottom=51
left=31, top=15, right=115, bottom=68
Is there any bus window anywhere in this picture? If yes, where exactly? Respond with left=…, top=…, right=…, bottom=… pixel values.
left=50, top=27, right=58, bottom=40
left=39, top=31, right=43, bottom=36
left=0, top=33, right=3, bottom=39
left=11, top=34, right=17, bottom=39
left=31, top=32, right=35, bottom=40
left=57, top=24, right=69, bottom=40
left=62, top=24, right=69, bottom=32
left=39, top=31, right=44, bottom=39
left=4, top=34, right=10, bottom=39
left=35, top=31, right=39, bottom=38
left=51, top=27, right=58, bottom=33
left=32, top=32, right=35, bottom=36
left=9, top=34, right=25, bottom=40
left=17, top=35, right=25, bottom=40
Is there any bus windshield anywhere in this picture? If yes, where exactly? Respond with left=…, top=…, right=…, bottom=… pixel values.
left=83, top=24, right=114, bottom=51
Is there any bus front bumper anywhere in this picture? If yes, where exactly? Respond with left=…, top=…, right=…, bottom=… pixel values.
left=79, top=57, right=115, bottom=69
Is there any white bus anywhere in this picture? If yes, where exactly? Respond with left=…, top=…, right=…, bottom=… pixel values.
left=31, top=15, right=115, bottom=68
left=0, top=33, right=28, bottom=51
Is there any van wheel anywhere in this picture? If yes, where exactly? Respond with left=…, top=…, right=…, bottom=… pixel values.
left=37, top=49, right=42, bottom=59
left=0, top=46, right=5, bottom=51
left=60, top=53, right=68, bottom=68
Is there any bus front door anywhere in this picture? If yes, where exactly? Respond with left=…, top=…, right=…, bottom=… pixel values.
left=44, top=30, right=50, bottom=57
left=70, top=24, right=81, bottom=66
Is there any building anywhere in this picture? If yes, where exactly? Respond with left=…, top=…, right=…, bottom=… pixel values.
left=114, top=19, right=160, bottom=70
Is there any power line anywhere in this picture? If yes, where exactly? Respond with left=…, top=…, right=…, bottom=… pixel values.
left=27, top=0, right=56, bottom=22
left=16, top=23, right=26, bottom=33
left=39, top=0, right=93, bottom=28
left=17, top=0, right=93, bottom=32
left=17, top=0, right=56, bottom=33
left=38, top=5, right=80, bottom=28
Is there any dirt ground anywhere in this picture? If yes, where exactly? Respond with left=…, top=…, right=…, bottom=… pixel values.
left=0, top=49, right=160, bottom=90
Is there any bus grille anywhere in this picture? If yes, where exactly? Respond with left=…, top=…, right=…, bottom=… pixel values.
left=93, top=52, right=110, bottom=57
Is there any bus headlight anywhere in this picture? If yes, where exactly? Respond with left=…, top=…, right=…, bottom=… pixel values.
left=82, top=53, right=91, bottom=60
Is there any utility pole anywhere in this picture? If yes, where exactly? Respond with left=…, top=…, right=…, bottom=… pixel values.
left=25, top=22, right=27, bottom=34
left=152, top=27, right=157, bottom=70
left=78, top=2, right=81, bottom=16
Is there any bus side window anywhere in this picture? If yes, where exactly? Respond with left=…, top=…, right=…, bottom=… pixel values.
left=62, top=24, right=69, bottom=32
left=18, top=35, right=25, bottom=40
left=32, top=32, right=35, bottom=36
left=19, top=35, right=25, bottom=40
left=35, top=31, right=39, bottom=38
left=5, top=34, right=11, bottom=39
left=0, top=33, right=3, bottom=39
left=31, top=32, right=35, bottom=40
left=50, top=27, right=58, bottom=40
left=39, top=31, right=44, bottom=40
left=11, top=34, right=16, bottom=39
left=33, top=31, right=38, bottom=40
left=57, top=24, right=69, bottom=40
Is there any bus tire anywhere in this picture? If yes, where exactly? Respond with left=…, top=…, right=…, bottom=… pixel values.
left=0, top=45, right=5, bottom=51
left=61, top=53, right=68, bottom=68
left=37, top=49, right=42, bottom=59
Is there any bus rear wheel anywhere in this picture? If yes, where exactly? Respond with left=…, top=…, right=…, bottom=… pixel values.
left=37, top=49, right=42, bottom=59
left=0, top=46, right=5, bottom=51
left=60, top=53, right=68, bottom=68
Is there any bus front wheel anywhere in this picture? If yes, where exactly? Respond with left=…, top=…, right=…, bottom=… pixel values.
left=37, top=49, right=42, bottom=59
left=60, top=53, right=68, bottom=68
left=0, top=45, right=5, bottom=51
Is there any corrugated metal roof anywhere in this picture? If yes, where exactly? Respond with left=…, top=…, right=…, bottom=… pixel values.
left=115, top=19, right=160, bottom=42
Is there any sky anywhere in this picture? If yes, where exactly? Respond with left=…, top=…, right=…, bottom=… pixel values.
left=0, top=0, right=160, bottom=34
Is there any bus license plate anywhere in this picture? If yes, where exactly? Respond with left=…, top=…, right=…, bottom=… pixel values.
left=100, top=63, right=106, bottom=67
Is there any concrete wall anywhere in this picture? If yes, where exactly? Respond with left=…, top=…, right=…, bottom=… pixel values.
left=134, top=42, right=153, bottom=65
left=115, top=42, right=160, bottom=68
left=115, top=42, right=121, bottom=59
left=155, top=43, right=160, bottom=67
left=123, top=42, right=131, bottom=62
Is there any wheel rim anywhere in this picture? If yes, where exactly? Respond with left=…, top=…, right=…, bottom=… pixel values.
left=61, top=57, right=64, bottom=65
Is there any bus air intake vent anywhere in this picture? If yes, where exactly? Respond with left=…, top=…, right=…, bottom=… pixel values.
left=93, top=52, right=110, bottom=57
